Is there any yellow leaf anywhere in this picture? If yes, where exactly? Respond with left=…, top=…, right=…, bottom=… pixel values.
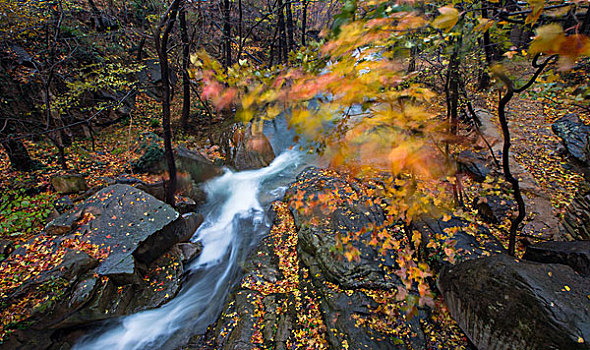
left=529, top=24, right=565, bottom=55
left=474, top=18, right=494, bottom=33
left=526, top=0, right=544, bottom=25
left=432, top=6, right=459, bottom=33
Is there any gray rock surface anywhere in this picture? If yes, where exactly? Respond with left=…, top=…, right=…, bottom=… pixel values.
left=439, top=254, right=590, bottom=350
left=552, top=114, right=590, bottom=166
left=47, top=184, right=184, bottom=276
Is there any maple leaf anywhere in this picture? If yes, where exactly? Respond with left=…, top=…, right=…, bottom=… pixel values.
left=432, top=6, right=459, bottom=33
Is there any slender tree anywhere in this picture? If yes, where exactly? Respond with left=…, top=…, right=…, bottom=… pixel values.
left=277, top=0, right=287, bottom=63
left=494, top=54, right=557, bottom=256
left=286, top=0, right=294, bottom=52
left=223, top=0, right=231, bottom=67
left=301, top=0, right=308, bottom=46
left=179, top=6, right=192, bottom=129
left=155, top=0, right=182, bottom=205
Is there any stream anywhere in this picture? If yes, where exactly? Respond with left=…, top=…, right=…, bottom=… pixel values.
left=75, top=120, right=309, bottom=350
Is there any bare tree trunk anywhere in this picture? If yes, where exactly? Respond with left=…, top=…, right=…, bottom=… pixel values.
left=478, top=1, right=493, bottom=90
left=155, top=0, right=181, bottom=206
left=446, top=36, right=461, bottom=136
left=582, top=6, right=590, bottom=35
left=223, top=0, right=231, bottom=67
left=277, top=0, right=287, bottom=63
left=269, top=24, right=279, bottom=66
left=301, top=0, right=308, bottom=46
left=495, top=54, right=556, bottom=255
left=47, top=134, right=67, bottom=170
left=237, top=0, right=243, bottom=60
left=180, top=8, right=191, bottom=130
left=286, top=0, right=294, bottom=52
left=1, top=137, right=37, bottom=171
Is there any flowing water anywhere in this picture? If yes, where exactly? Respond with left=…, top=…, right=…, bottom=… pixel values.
left=75, top=121, right=308, bottom=350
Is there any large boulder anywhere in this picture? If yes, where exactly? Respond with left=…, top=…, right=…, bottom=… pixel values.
left=552, top=114, right=590, bottom=166
left=136, top=59, right=177, bottom=101
left=176, top=146, right=223, bottom=183
left=46, top=184, right=185, bottom=276
left=438, top=254, right=590, bottom=350
left=222, top=124, right=276, bottom=171
left=192, top=168, right=430, bottom=350
left=286, top=167, right=399, bottom=290
left=455, top=150, right=490, bottom=182
left=130, top=134, right=221, bottom=184
left=0, top=185, right=193, bottom=348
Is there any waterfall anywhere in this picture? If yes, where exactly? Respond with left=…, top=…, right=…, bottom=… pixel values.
left=75, top=149, right=304, bottom=350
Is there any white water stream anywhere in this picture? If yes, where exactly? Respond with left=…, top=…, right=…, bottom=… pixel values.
left=75, top=147, right=304, bottom=350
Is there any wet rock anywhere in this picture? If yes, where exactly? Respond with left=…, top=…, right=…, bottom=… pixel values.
left=177, top=242, right=202, bottom=264
left=222, top=124, right=276, bottom=171
left=413, top=215, right=506, bottom=269
left=136, top=59, right=177, bottom=101
left=456, top=150, right=490, bottom=182
left=552, top=114, right=590, bottom=166
left=176, top=146, right=223, bottom=183
left=47, top=184, right=184, bottom=276
left=54, top=195, right=74, bottom=214
left=134, top=179, right=167, bottom=201
left=176, top=196, right=197, bottom=214
left=524, top=241, right=590, bottom=276
left=2, top=185, right=189, bottom=348
left=128, top=246, right=184, bottom=311
left=286, top=167, right=399, bottom=290
left=3, top=248, right=99, bottom=331
left=438, top=254, right=590, bottom=350
left=51, top=174, right=88, bottom=194
left=472, top=194, right=514, bottom=224
left=198, top=180, right=427, bottom=350
left=181, top=212, right=204, bottom=242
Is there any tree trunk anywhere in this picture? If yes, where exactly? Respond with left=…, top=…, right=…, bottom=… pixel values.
left=286, top=0, right=294, bottom=52
left=446, top=36, right=461, bottom=136
left=269, top=23, right=279, bottom=66
left=582, top=6, right=590, bottom=35
left=180, top=8, right=191, bottom=130
left=237, top=0, right=243, bottom=60
left=478, top=1, right=493, bottom=90
left=156, top=0, right=181, bottom=206
left=301, top=0, right=308, bottom=46
left=277, top=0, right=287, bottom=63
left=223, top=0, right=231, bottom=68
left=1, top=137, right=37, bottom=171
left=47, top=134, right=67, bottom=170
left=495, top=54, right=555, bottom=256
